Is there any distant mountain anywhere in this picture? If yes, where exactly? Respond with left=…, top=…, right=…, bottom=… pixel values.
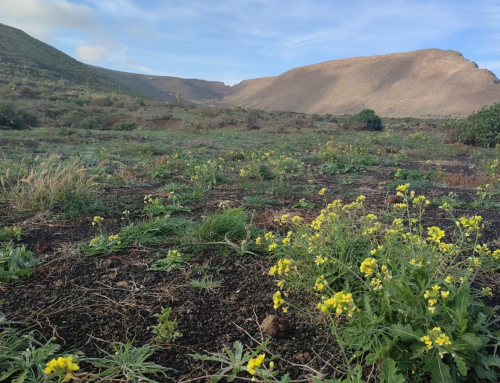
left=223, top=49, right=500, bottom=117
left=3, top=22, right=500, bottom=117
left=0, top=23, right=138, bottom=95
left=93, top=67, right=231, bottom=103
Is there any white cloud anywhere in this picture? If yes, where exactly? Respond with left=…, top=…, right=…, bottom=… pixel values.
left=76, top=45, right=108, bottom=61
left=0, top=0, right=95, bottom=42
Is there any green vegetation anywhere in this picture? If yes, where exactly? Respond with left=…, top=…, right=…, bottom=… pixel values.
left=459, top=102, right=500, bottom=147
left=1, top=57, right=500, bottom=382
left=0, top=102, right=37, bottom=130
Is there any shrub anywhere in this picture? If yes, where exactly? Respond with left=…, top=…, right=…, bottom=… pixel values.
left=0, top=103, right=37, bottom=130
left=59, top=110, right=85, bottom=127
left=459, top=102, right=500, bottom=147
left=90, top=97, right=113, bottom=107
left=70, top=98, right=89, bottom=107
left=113, top=121, right=137, bottom=131
left=261, top=188, right=500, bottom=381
left=79, top=116, right=105, bottom=130
left=347, top=109, right=383, bottom=131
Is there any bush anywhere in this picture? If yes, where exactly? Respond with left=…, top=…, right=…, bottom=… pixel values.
left=113, top=121, right=137, bottom=131
left=0, top=103, right=37, bottom=130
left=91, top=97, right=113, bottom=107
left=459, top=102, right=500, bottom=147
left=59, top=110, right=85, bottom=127
left=79, top=116, right=105, bottom=130
left=70, top=98, right=89, bottom=107
left=347, top=109, right=383, bottom=131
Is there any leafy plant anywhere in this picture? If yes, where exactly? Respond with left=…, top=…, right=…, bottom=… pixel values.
left=85, top=341, right=169, bottom=382
left=0, top=245, right=36, bottom=283
left=151, top=307, right=182, bottom=343
left=319, top=163, right=367, bottom=175
left=189, top=274, right=222, bottom=293
left=0, top=317, right=62, bottom=382
left=0, top=226, right=22, bottom=242
left=113, top=121, right=137, bottom=131
left=148, top=250, right=190, bottom=272
left=262, top=187, right=500, bottom=381
left=190, top=339, right=288, bottom=383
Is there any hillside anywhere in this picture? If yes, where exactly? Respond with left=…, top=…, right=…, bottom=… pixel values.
left=0, top=23, right=138, bottom=95
left=94, top=67, right=231, bottom=103
left=223, top=49, right=500, bottom=117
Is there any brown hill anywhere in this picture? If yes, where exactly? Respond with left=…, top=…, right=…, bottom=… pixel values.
left=94, top=66, right=230, bottom=103
left=223, top=49, right=500, bottom=117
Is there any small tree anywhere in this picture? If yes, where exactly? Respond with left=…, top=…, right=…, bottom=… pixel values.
left=459, top=102, right=500, bottom=147
left=350, top=109, right=383, bottom=131
left=0, top=103, right=37, bottom=130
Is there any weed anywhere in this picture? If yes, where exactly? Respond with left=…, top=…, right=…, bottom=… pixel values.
left=151, top=307, right=182, bottom=343
left=192, top=207, right=248, bottom=241
left=148, top=250, right=190, bottom=272
left=189, top=274, right=222, bottom=293
left=85, top=341, right=169, bottom=382
left=0, top=244, right=36, bottom=283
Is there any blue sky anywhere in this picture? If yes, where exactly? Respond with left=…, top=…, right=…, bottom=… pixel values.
left=1, top=0, right=499, bottom=85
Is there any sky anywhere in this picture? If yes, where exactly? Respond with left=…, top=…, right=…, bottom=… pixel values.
left=0, top=0, right=499, bottom=86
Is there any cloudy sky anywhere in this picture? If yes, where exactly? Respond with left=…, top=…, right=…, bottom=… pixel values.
left=1, top=0, right=499, bottom=85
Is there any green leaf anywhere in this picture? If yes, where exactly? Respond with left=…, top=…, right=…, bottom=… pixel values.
left=391, top=323, right=418, bottom=341
left=453, top=354, right=468, bottom=376
left=423, top=354, right=452, bottom=383
left=378, top=358, right=406, bottom=383
left=458, top=333, right=483, bottom=348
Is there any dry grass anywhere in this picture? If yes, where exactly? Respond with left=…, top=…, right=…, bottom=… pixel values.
left=1, top=155, right=102, bottom=212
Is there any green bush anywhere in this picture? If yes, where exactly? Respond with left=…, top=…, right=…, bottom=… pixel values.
left=348, top=109, right=383, bottom=131
left=79, top=116, right=104, bottom=130
left=59, top=110, right=85, bottom=127
left=70, top=98, right=89, bottom=107
left=113, top=121, right=137, bottom=131
left=91, top=97, right=113, bottom=107
left=0, top=103, right=37, bottom=130
left=459, top=102, right=500, bottom=147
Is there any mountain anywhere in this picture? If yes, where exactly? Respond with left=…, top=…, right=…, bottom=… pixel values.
left=223, top=49, right=500, bottom=117
left=93, top=67, right=231, bottom=103
left=0, top=23, right=137, bottom=95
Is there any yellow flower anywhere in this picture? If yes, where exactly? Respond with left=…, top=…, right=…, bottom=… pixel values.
left=256, top=237, right=262, bottom=245
left=427, top=226, right=445, bottom=243
left=441, top=291, right=450, bottom=299
left=428, top=306, right=436, bottom=313
left=269, top=266, right=277, bottom=275
left=273, top=291, right=285, bottom=309
left=360, top=257, right=377, bottom=277
left=315, top=255, right=327, bottom=265
left=445, top=275, right=452, bottom=283
left=319, top=188, right=327, bottom=195
left=292, top=215, right=302, bottom=223
left=268, top=243, right=277, bottom=251
left=247, top=354, right=265, bottom=375
left=396, top=183, right=410, bottom=193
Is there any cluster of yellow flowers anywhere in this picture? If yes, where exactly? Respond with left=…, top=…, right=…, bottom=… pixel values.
left=272, top=291, right=285, bottom=309
left=143, top=194, right=154, bottom=204
left=427, top=226, right=445, bottom=243
left=317, top=291, right=356, bottom=316
left=423, top=285, right=449, bottom=313
left=92, top=216, right=104, bottom=225
left=420, top=327, right=452, bottom=350
left=44, top=356, right=79, bottom=381
left=269, top=259, right=293, bottom=276
left=314, top=275, right=328, bottom=291
left=360, top=257, right=377, bottom=277
left=247, top=354, right=265, bottom=375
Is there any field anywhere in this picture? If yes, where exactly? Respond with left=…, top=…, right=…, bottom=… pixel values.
left=2, top=91, right=500, bottom=382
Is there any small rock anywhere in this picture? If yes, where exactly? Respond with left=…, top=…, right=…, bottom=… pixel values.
left=116, top=281, right=128, bottom=287
left=261, top=315, right=288, bottom=338
left=384, top=195, right=404, bottom=205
